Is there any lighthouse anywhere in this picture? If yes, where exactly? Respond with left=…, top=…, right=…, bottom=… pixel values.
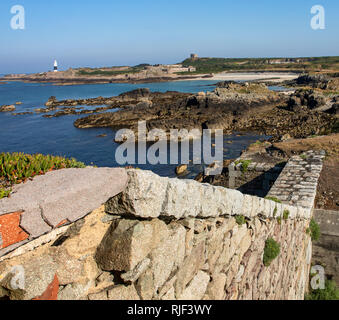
left=53, top=60, right=58, bottom=72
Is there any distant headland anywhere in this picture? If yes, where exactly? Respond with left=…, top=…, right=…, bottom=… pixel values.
left=1, top=55, right=338, bottom=86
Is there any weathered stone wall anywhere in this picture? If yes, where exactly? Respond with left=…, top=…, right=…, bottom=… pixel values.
left=0, top=160, right=322, bottom=300
left=93, top=214, right=311, bottom=300
left=267, top=150, right=325, bottom=208
left=105, top=169, right=312, bottom=220
left=229, top=150, right=324, bottom=203
left=228, top=161, right=283, bottom=197
left=312, top=209, right=339, bottom=285
left=0, top=204, right=312, bottom=300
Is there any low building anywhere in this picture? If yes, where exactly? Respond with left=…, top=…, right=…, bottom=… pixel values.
left=168, top=65, right=196, bottom=73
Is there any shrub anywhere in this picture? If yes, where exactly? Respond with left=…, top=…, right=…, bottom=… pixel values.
left=265, top=196, right=282, bottom=203
left=283, top=209, right=290, bottom=220
left=0, top=153, right=86, bottom=198
left=0, top=152, right=86, bottom=185
left=305, top=279, right=339, bottom=300
left=234, top=159, right=252, bottom=173
left=235, top=215, right=246, bottom=225
left=263, top=238, right=280, bottom=266
left=0, top=188, right=11, bottom=199
left=240, top=160, right=252, bottom=173
left=249, top=140, right=263, bottom=148
left=273, top=206, right=277, bottom=218
left=307, top=218, right=321, bottom=241
left=277, top=216, right=282, bottom=225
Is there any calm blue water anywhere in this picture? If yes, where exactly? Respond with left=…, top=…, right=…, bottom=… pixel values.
left=0, top=80, right=267, bottom=177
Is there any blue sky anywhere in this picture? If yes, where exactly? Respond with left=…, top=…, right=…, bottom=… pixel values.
left=0, top=0, right=338, bottom=74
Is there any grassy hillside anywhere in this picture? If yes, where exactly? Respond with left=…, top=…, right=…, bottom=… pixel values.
left=77, top=66, right=144, bottom=76
left=180, top=56, right=339, bottom=74
left=74, top=57, right=339, bottom=77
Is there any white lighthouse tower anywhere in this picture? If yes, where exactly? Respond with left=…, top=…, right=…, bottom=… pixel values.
left=53, top=60, right=58, bottom=72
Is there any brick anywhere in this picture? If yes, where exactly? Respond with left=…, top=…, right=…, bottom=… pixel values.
left=32, top=274, right=59, bottom=300
left=0, top=211, right=29, bottom=249
left=56, top=219, right=70, bottom=228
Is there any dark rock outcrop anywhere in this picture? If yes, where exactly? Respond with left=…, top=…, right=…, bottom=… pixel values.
left=287, top=89, right=326, bottom=111
left=325, top=103, right=339, bottom=115
left=72, top=86, right=337, bottom=141
left=294, top=74, right=330, bottom=89
left=118, top=88, right=150, bottom=100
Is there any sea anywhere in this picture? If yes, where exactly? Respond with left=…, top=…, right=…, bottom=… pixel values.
left=0, top=80, right=270, bottom=177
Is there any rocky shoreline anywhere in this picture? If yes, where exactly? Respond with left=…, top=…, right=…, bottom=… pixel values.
left=0, top=70, right=298, bottom=86
left=3, top=74, right=338, bottom=143
left=0, top=74, right=213, bottom=86
left=68, top=80, right=338, bottom=142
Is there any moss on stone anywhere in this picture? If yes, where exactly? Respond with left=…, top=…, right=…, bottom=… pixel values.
left=265, top=196, right=282, bottom=204
left=273, top=206, right=278, bottom=218
left=235, top=215, right=246, bottom=225
left=307, top=218, right=321, bottom=241
left=234, top=159, right=252, bottom=173
left=283, top=209, right=290, bottom=220
left=263, top=238, right=280, bottom=267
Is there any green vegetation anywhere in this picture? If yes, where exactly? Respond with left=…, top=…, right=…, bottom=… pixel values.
left=180, top=56, right=339, bottom=75
left=263, top=238, right=281, bottom=266
left=248, top=140, right=265, bottom=149
left=265, top=196, right=282, bottom=204
left=234, top=159, right=252, bottom=173
left=322, top=91, right=339, bottom=96
left=273, top=206, right=277, bottom=218
left=0, top=153, right=86, bottom=198
left=0, top=187, right=11, bottom=200
left=252, top=140, right=263, bottom=146
left=305, top=279, right=339, bottom=300
left=277, top=216, right=282, bottom=225
left=283, top=209, right=290, bottom=220
left=300, top=154, right=308, bottom=160
left=74, top=56, right=339, bottom=78
left=77, top=66, right=144, bottom=77
left=307, top=218, right=321, bottom=241
left=235, top=215, right=246, bottom=225
left=134, top=63, right=151, bottom=68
